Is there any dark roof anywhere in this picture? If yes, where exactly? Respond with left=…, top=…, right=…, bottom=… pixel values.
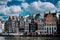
left=44, top=13, right=56, bottom=17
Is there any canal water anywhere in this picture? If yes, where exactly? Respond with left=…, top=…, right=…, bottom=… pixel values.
left=0, top=36, right=60, bottom=40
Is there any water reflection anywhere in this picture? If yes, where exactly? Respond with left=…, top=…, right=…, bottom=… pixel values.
left=0, top=36, right=60, bottom=40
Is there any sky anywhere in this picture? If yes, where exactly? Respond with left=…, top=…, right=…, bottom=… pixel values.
left=0, top=0, right=60, bottom=21
left=7, top=0, right=58, bottom=6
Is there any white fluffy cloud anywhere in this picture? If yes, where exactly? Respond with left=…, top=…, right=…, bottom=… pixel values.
left=0, top=0, right=11, bottom=4
left=0, top=5, right=6, bottom=14
left=20, top=1, right=57, bottom=16
left=40, top=2, right=57, bottom=12
left=29, top=1, right=57, bottom=14
left=21, top=3, right=30, bottom=10
left=0, top=0, right=57, bottom=17
left=10, top=5, right=23, bottom=13
left=7, top=5, right=23, bottom=16
left=30, top=1, right=41, bottom=11
left=19, top=1, right=56, bottom=18
left=0, top=5, right=23, bottom=16
left=29, top=1, right=44, bottom=14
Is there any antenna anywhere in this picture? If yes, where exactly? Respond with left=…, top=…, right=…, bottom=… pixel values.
left=49, top=11, right=50, bottom=14
left=55, top=10, right=57, bottom=13
left=44, top=11, right=45, bottom=14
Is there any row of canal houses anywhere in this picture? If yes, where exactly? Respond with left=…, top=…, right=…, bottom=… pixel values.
left=0, top=11, right=60, bottom=35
